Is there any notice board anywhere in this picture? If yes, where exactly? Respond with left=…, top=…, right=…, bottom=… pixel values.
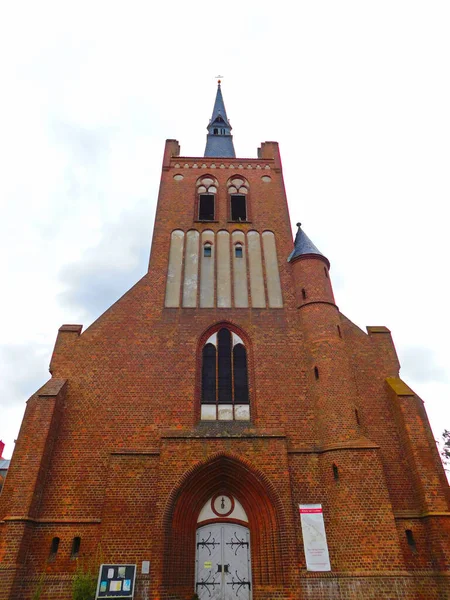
left=95, top=564, right=137, bottom=599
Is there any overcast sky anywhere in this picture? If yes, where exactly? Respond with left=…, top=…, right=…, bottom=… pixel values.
left=1, top=1, right=449, bottom=460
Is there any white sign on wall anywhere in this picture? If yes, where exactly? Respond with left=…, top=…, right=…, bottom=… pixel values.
left=299, top=504, right=331, bottom=571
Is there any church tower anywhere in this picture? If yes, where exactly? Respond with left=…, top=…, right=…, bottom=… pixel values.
left=0, top=83, right=449, bottom=600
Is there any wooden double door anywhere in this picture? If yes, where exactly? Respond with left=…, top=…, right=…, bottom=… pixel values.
left=195, top=523, right=252, bottom=600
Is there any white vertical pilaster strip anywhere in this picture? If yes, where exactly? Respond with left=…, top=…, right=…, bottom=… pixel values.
left=217, top=231, right=231, bottom=308
left=247, top=231, right=266, bottom=308
left=200, top=230, right=215, bottom=308
left=232, top=231, right=248, bottom=308
left=262, top=231, right=283, bottom=308
left=164, top=230, right=184, bottom=307
left=182, top=230, right=200, bottom=307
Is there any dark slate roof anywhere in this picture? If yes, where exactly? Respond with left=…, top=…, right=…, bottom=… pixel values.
left=208, top=82, right=231, bottom=128
left=288, top=223, right=328, bottom=263
left=204, top=134, right=236, bottom=158
left=205, top=82, right=236, bottom=158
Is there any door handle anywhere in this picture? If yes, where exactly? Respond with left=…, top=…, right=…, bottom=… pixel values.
left=216, top=564, right=230, bottom=573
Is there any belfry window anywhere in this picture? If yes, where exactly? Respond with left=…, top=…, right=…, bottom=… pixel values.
left=199, top=195, right=215, bottom=221
left=227, top=176, right=249, bottom=221
left=231, top=195, right=247, bottom=221
left=197, top=176, right=218, bottom=221
left=201, top=328, right=250, bottom=421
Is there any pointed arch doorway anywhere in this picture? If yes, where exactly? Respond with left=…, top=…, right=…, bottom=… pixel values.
left=162, top=453, right=287, bottom=598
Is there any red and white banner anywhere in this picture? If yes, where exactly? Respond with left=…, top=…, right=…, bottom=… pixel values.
left=299, top=504, right=331, bottom=571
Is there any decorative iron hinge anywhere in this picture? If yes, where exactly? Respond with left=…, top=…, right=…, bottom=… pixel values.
left=196, top=572, right=220, bottom=597
left=227, top=570, right=251, bottom=595
left=225, top=532, right=249, bottom=555
left=197, top=532, right=220, bottom=556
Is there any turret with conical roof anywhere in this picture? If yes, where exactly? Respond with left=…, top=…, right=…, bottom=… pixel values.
left=204, top=80, right=236, bottom=158
left=289, top=222, right=361, bottom=444
left=288, top=223, right=334, bottom=308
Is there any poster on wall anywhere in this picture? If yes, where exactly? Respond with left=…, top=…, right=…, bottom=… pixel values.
left=299, top=504, right=331, bottom=571
left=95, top=564, right=137, bottom=599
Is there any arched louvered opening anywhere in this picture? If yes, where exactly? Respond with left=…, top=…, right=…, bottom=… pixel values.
left=200, top=327, right=250, bottom=421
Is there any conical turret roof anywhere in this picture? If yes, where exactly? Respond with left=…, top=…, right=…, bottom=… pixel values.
left=288, top=223, right=329, bottom=266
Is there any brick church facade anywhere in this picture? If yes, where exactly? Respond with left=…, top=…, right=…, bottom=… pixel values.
left=1, top=83, right=449, bottom=599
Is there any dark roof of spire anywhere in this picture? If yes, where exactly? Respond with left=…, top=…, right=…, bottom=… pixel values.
left=288, top=223, right=329, bottom=264
left=209, top=82, right=231, bottom=128
left=204, top=81, right=235, bottom=158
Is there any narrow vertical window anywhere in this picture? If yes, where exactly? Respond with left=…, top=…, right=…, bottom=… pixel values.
left=355, top=408, right=360, bottom=425
left=302, top=288, right=307, bottom=300
left=333, top=464, right=339, bottom=480
left=218, top=329, right=232, bottom=404
left=71, top=537, right=81, bottom=559
left=233, top=344, right=249, bottom=404
left=405, top=529, right=416, bottom=552
left=337, top=325, right=342, bottom=338
left=49, top=537, right=60, bottom=561
left=204, top=244, right=212, bottom=257
left=202, top=344, right=216, bottom=404
left=235, top=244, right=243, bottom=258
left=314, top=366, right=319, bottom=380
left=324, top=267, right=329, bottom=279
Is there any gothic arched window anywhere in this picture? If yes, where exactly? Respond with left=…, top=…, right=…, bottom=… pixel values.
left=201, top=328, right=250, bottom=421
left=197, top=175, right=218, bottom=221
left=227, top=176, right=249, bottom=222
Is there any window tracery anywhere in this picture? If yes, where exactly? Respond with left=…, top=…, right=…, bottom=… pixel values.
left=201, top=327, right=250, bottom=421
left=227, top=176, right=249, bottom=221
left=197, top=175, right=218, bottom=221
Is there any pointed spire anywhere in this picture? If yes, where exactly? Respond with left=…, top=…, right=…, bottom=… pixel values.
left=288, top=223, right=330, bottom=267
left=204, top=80, right=236, bottom=158
left=209, top=80, right=231, bottom=128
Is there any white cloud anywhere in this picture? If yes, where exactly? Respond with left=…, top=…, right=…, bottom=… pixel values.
left=1, top=0, right=449, bottom=458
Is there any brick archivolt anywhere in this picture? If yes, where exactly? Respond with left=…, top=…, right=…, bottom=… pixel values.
left=162, top=453, right=286, bottom=591
left=164, top=229, right=283, bottom=309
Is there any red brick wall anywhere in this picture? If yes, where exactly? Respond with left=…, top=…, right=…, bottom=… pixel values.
left=0, top=140, right=449, bottom=599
